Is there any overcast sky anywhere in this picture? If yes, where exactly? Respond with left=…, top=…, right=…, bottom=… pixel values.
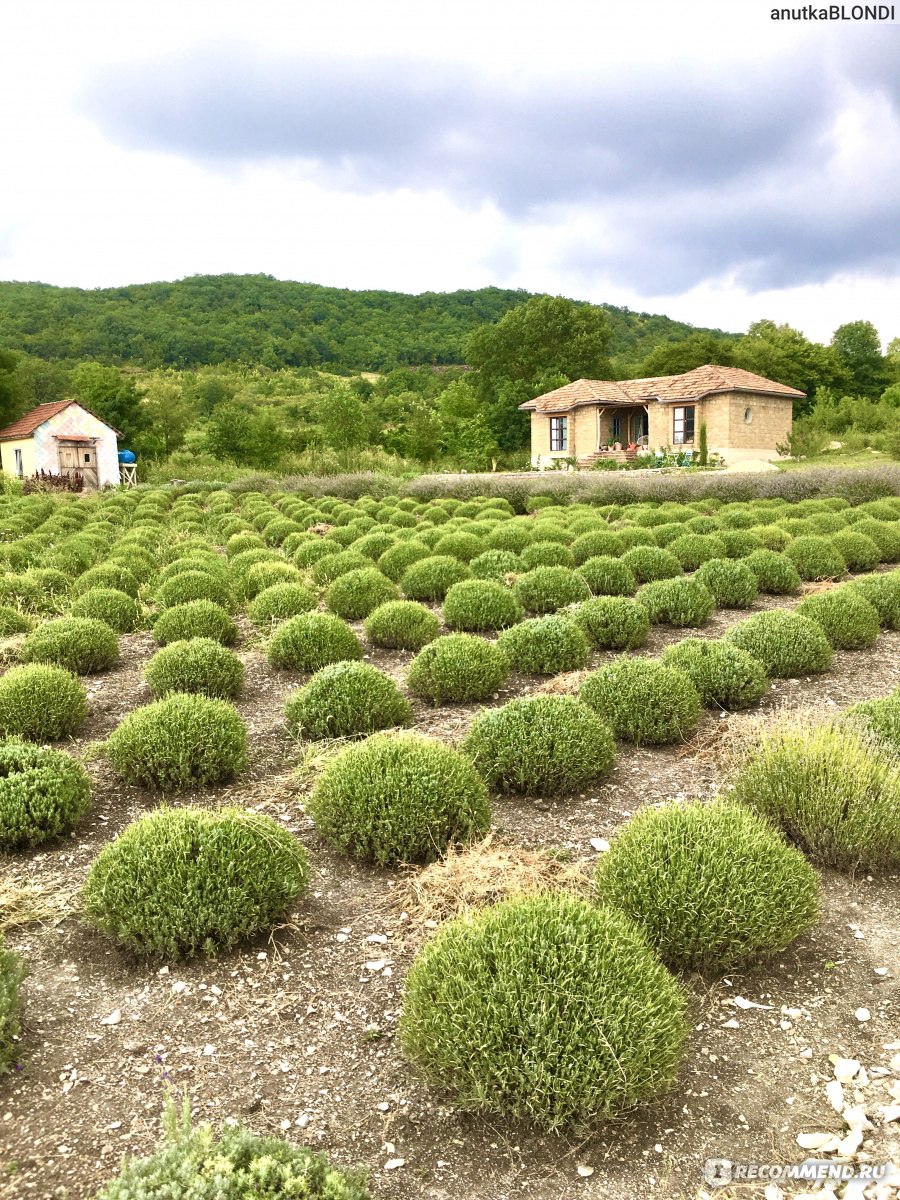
left=2, top=0, right=898, bottom=345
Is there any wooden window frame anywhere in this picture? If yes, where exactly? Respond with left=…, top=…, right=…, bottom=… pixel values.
left=550, top=416, right=568, bottom=452
left=673, top=405, right=695, bottom=445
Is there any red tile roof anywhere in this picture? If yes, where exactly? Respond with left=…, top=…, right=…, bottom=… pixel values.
left=0, top=400, right=122, bottom=441
left=520, top=365, right=806, bottom=414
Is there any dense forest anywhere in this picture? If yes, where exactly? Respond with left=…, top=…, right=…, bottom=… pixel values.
left=0, top=275, right=725, bottom=374
left=0, top=275, right=897, bottom=478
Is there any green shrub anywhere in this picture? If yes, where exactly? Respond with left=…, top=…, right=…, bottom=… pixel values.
left=620, top=545, right=683, bottom=584
left=718, top=530, right=764, bottom=559
left=432, top=531, right=485, bottom=562
left=286, top=661, right=411, bottom=739
left=570, top=529, right=625, bottom=563
left=293, top=538, right=341, bottom=568
left=724, top=610, right=833, bottom=677
left=308, top=732, right=489, bottom=865
left=830, top=530, right=882, bottom=573
left=485, top=522, right=533, bottom=553
left=399, top=893, right=687, bottom=1130
left=247, top=582, right=318, bottom=627
left=443, top=579, right=523, bottom=631
left=241, top=558, right=305, bottom=600
left=463, top=695, right=614, bottom=793
left=694, top=558, right=759, bottom=608
left=496, top=614, right=589, bottom=674
left=850, top=571, right=900, bottom=628
left=326, top=567, right=399, bottom=621
left=514, top=566, right=590, bottom=613
left=616, top=526, right=658, bottom=550
left=660, top=638, right=768, bottom=709
left=636, top=577, right=715, bottom=627
left=156, top=570, right=232, bottom=610
left=518, top=542, right=573, bottom=570
left=0, top=663, right=88, bottom=741
left=0, top=740, right=91, bottom=849
left=576, top=555, right=637, bottom=596
left=377, top=539, right=431, bottom=581
left=795, top=587, right=881, bottom=650
left=152, top=600, right=238, bottom=646
left=73, top=562, right=140, bottom=598
left=0, top=935, right=25, bottom=1074
left=847, top=691, right=900, bottom=752
left=0, top=606, right=32, bottom=636
left=21, top=616, right=119, bottom=674
left=668, top=533, right=727, bottom=570
left=70, top=586, right=141, bottom=633
left=595, top=799, right=819, bottom=973
left=364, top=600, right=440, bottom=651
left=728, top=722, right=900, bottom=871
left=580, top=658, right=701, bottom=745
left=401, top=555, right=472, bottom=601
left=311, top=549, right=371, bottom=587
left=743, top=549, right=801, bottom=594
left=407, top=633, right=508, bottom=703
left=106, top=694, right=247, bottom=791
left=785, top=535, right=846, bottom=582
left=96, top=1099, right=369, bottom=1200
left=469, top=549, right=524, bottom=581
left=144, top=638, right=244, bottom=698
left=851, top=518, right=900, bottom=562
left=571, top=596, right=650, bottom=650
left=82, top=807, right=308, bottom=957
left=267, top=612, right=363, bottom=672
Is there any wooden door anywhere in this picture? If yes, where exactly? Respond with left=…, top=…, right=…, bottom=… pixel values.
left=57, top=443, right=98, bottom=488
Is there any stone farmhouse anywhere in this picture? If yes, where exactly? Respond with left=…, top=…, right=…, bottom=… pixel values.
left=0, top=400, right=122, bottom=489
left=520, top=364, right=803, bottom=469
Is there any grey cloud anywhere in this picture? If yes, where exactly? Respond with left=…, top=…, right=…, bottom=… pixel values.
left=81, top=40, right=900, bottom=293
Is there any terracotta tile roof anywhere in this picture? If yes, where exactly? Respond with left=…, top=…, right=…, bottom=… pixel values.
left=520, top=365, right=806, bottom=414
left=0, top=400, right=122, bottom=441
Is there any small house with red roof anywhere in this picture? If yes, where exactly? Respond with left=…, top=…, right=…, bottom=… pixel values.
left=0, top=400, right=121, bottom=489
left=519, top=365, right=803, bottom=468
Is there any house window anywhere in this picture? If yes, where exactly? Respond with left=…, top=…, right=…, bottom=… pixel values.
left=550, top=416, right=568, bottom=452
left=611, top=415, right=621, bottom=441
left=673, top=405, right=695, bottom=445
left=83, top=452, right=91, bottom=462
left=744, top=407, right=753, bottom=423
left=13, top=449, right=23, bottom=477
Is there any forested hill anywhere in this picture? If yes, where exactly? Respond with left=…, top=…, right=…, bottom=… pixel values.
left=0, top=274, right=731, bottom=373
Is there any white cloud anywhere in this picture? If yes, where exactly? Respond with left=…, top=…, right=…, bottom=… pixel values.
left=0, top=0, right=898, bottom=347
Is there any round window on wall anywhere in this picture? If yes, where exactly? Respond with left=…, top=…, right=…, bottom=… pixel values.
left=744, top=407, right=753, bottom=423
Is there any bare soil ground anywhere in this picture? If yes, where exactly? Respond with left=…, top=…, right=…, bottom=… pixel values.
left=1, top=589, right=899, bottom=1200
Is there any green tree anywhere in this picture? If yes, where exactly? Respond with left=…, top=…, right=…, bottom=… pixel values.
left=465, top=297, right=613, bottom=450
left=13, top=356, right=70, bottom=408
left=318, top=382, right=367, bottom=451
left=71, top=362, right=148, bottom=444
left=138, top=375, right=195, bottom=458
left=0, top=351, right=22, bottom=427
left=830, top=321, right=888, bottom=399
left=205, top=403, right=289, bottom=468
left=637, top=332, right=735, bottom=377
left=734, top=320, right=846, bottom=415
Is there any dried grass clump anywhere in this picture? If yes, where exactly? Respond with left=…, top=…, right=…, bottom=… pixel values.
left=398, top=833, right=592, bottom=925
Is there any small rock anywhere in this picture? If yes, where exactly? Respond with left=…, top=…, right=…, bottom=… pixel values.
left=365, top=960, right=386, bottom=972
left=796, top=1132, right=840, bottom=1152
left=734, top=996, right=772, bottom=1010
left=831, top=1057, right=861, bottom=1082
left=576, top=1164, right=594, bottom=1177
left=879, top=1104, right=900, bottom=1124
left=842, top=1105, right=873, bottom=1131
left=384, top=1158, right=405, bottom=1171
left=589, top=838, right=610, bottom=853
left=826, top=1081, right=844, bottom=1112
left=874, top=967, right=889, bottom=977
left=855, top=1007, right=871, bottom=1023
left=123, top=1041, right=147, bottom=1055
left=722, top=1019, right=740, bottom=1029
left=837, top=1129, right=864, bottom=1156
left=100, top=1010, right=121, bottom=1026
left=366, top=934, right=388, bottom=944
left=202, top=1044, right=215, bottom=1056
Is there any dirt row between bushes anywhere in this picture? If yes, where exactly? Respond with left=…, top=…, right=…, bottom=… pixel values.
left=1, top=587, right=899, bottom=1200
